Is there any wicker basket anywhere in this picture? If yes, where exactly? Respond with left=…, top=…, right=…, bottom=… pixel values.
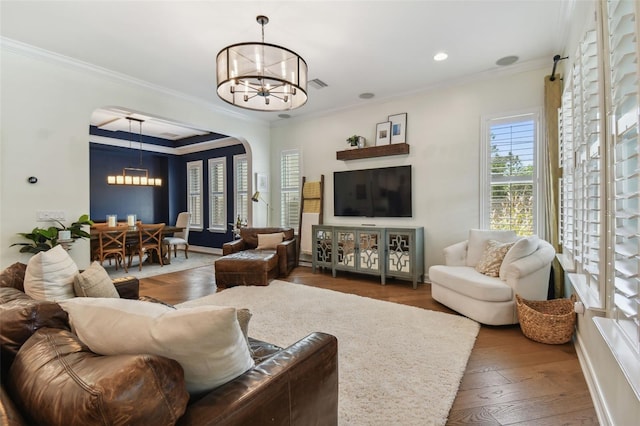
left=515, top=294, right=576, bottom=344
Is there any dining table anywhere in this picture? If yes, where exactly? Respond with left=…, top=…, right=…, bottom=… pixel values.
left=90, top=224, right=184, bottom=265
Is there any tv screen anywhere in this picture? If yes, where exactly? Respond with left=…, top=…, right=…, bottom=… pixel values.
left=333, top=165, right=412, bottom=217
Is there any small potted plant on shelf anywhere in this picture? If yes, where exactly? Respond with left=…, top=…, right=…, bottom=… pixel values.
left=11, top=214, right=94, bottom=254
left=346, top=135, right=366, bottom=149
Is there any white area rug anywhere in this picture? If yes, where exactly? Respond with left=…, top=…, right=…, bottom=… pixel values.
left=103, top=252, right=217, bottom=280
left=178, top=280, right=480, bottom=425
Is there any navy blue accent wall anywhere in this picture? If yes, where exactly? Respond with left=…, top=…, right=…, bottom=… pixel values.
left=89, top=138, right=246, bottom=250
left=90, top=143, right=169, bottom=224
left=181, top=144, right=247, bottom=249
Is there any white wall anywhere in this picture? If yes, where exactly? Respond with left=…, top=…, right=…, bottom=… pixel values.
left=0, top=41, right=270, bottom=269
left=270, top=66, right=548, bottom=271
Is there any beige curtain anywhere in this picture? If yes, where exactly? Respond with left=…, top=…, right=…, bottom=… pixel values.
left=543, top=75, right=563, bottom=297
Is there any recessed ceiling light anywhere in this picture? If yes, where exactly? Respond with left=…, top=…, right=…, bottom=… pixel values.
left=496, top=55, right=519, bottom=66
left=433, top=52, right=448, bottom=61
left=359, top=93, right=375, bottom=99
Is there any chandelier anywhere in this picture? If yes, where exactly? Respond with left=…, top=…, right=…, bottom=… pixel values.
left=216, top=15, right=308, bottom=111
left=107, top=118, right=162, bottom=186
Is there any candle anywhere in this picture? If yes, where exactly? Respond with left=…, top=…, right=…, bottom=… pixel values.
left=107, top=215, right=117, bottom=227
left=127, top=214, right=136, bottom=227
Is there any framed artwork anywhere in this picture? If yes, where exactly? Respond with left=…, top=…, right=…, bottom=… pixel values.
left=375, top=121, right=391, bottom=145
left=256, top=172, right=269, bottom=192
left=388, top=113, right=407, bottom=144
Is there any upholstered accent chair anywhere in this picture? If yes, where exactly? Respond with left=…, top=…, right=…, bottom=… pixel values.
left=428, top=229, right=555, bottom=325
left=163, top=212, right=191, bottom=259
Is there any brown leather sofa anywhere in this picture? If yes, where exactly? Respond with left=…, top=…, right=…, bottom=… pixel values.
left=0, top=263, right=338, bottom=426
left=216, top=227, right=297, bottom=287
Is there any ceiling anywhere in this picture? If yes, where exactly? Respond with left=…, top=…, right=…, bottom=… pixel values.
left=1, top=1, right=573, bottom=128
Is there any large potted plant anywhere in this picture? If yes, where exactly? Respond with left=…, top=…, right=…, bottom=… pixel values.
left=11, top=214, right=94, bottom=254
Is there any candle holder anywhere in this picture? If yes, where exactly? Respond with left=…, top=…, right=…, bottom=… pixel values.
left=106, top=214, right=117, bottom=227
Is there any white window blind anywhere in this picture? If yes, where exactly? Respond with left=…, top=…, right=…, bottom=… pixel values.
left=568, top=28, right=605, bottom=305
left=483, top=114, right=537, bottom=236
left=234, top=155, right=248, bottom=225
left=208, top=158, right=226, bottom=232
left=559, top=87, right=575, bottom=264
left=280, top=150, right=300, bottom=229
left=186, top=160, right=203, bottom=229
left=607, top=0, right=639, bottom=353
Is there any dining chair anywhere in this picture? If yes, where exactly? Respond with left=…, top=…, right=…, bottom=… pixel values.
left=95, top=225, right=129, bottom=273
left=163, top=212, right=191, bottom=259
left=130, top=223, right=165, bottom=271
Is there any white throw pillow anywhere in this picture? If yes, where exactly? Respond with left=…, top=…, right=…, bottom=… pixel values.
left=24, top=245, right=78, bottom=301
left=466, top=229, right=517, bottom=267
left=59, top=298, right=254, bottom=394
left=256, top=232, right=284, bottom=250
left=73, top=261, right=120, bottom=298
left=499, top=235, right=539, bottom=280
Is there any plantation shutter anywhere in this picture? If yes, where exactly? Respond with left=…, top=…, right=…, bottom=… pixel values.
left=209, top=158, right=226, bottom=231
left=186, top=161, right=202, bottom=229
left=559, top=87, right=575, bottom=263
left=281, top=150, right=300, bottom=228
left=488, top=117, right=535, bottom=236
left=607, top=0, right=639, bottom=352
left=235, top=155, right=248, bottom=224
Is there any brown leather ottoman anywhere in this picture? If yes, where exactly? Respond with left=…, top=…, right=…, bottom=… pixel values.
left=214, top=250, right=279, bottom=287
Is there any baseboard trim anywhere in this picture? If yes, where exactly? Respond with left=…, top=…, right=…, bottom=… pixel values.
left=190, top=245, right=222, bottom=256
left=574, top=332, right=611, bottom=425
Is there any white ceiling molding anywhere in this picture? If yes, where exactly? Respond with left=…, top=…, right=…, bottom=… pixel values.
left=0, top=36, right=267, bottom=126
left=89, top=134, right=242, bottom=155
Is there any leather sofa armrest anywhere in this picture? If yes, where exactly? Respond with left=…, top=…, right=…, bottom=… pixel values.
left=443, top=240, right=468, bottom=266
left=112, top=277, right=139, bottom=299
left=222, top=239, right=246, bottom=256
left=276, top=238, right=297, bottom=276
left=178, top=332, right=338, bottom=426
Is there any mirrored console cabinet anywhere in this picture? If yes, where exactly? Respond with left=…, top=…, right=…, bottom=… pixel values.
left=311, top=225, right=424, bottom=288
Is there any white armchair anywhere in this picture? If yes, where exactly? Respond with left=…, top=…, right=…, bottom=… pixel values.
left=428, top=229, right=555, bottom=325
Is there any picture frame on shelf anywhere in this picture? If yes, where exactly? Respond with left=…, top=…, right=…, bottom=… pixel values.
left=375, top=121, right=391, bottom=145
left=388, top=113, right=407, bottom=144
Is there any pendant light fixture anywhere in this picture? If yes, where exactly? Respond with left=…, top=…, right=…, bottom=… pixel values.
left=216, top=15, right=308, bottom=111
left=107, top=118, right=162, bottom=186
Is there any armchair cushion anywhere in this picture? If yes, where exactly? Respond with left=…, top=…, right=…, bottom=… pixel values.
left=466, top=229, right=517, bottom=267
left=429, top=266, right=513, bottom=302
left=256, top=232, right=284, bottom=250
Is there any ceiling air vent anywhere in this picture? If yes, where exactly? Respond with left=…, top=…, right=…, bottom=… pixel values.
left=308, top=78, right=328, bottom=89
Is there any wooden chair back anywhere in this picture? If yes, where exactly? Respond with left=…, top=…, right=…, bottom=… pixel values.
left=131, top=223, right=165, bottom=270
left=96, top=225, right=129, bottom=273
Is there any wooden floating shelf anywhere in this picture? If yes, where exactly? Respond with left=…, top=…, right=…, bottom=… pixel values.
left=336, top=143, right=410, bottom=160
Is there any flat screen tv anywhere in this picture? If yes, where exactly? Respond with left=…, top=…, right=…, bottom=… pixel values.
left=334, top=165, right=412, bottom=217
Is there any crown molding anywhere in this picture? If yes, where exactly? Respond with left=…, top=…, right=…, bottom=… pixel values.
left=275, top=57, right=549, bottom=127
left=0, top=36, right=268, bottom=126
left=89, top=134, right=241, bottom=155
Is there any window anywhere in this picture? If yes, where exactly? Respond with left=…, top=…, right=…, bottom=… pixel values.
left=186, top=161, right=203, bottom=230
left=234, top=155, right=248, bottom=225
left=606, top=0, right=639, bottom=354
left=208, top=158, right=226, bottom=232
left=481, top=111, right=539, bottom=236
left=280, top=149, right=300, bottom=228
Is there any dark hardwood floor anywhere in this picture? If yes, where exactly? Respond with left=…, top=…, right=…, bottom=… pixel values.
left=139, top=264, right=598, bottom=425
